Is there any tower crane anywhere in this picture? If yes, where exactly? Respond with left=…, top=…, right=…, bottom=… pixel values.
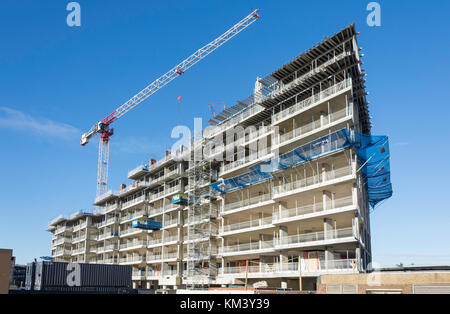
left=81, top=9, right=260, bottom=200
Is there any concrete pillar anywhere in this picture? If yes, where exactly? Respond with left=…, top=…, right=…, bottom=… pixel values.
left=323, top=218, right=333, bottom=240
left=322, top=190, right=331, bottom=211
left=278, top=226, right=288, bottom=246
left=281, top=278, right=288, bottom=289
left=321, top=163, right=330, bottom=182
left=278, top=201, right=287, bottom=220
left=355, top=247, right=361, bottom=272
left=324, top=247, right=334, bottom=270
left=320, top=111, right=326, bottom=127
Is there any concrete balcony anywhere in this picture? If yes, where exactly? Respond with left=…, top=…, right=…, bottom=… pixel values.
left=54, top=226, right=73, bottom=235
left=146, top=254, right=162, bottom=263
left=97, top=231, right=119, bottom=241
left=149, top=190, right=165, bottom=202
left=220, top=149, right=273, bottom=176
left=272, top=78, right=352, bottom=125
left=120, top=228, right=146, bottom=238
left=119, top=256, right=146, bottom=265
left=128, top=164, right=149, bottom=180
left=119, top=240, right=147, bottom=252
left=94, top=190, right=117, bottom=206
left=273, top=195, right=355, bottom=224
left=96, top=244, right=118, bottom=253
left=273, top=166, right=354, bottom=199
left=118, top=181, right=150, bottom=198
left=220, top=259, right=357, bottom=278
left=163, top=235, right=179, bottom=245
left=206, top=104, right=265, bottom=139
left=97, top=217, right=118, bottom=228
left=165, top=168, right=181, bottom=180
left=268, top=51, right=350, bottom=100
left=222, top=193, right=273, bottom=215
left=219, top=240, right=275, bottom=257
left=121, top=195, right=146, bottom=210
left=163, top=252, right=178, bottom=261
left=54, top=249, right=71, bottom=257
left=71, top=247, right=86, bottom=255
left=220, top=216, right=274, bottom=236
left=163, top=218, right=179, bottom=229
left=103, top=203, right=120, bottom=214
left=273, top=107, right=353, bottom=149
left=120, top=210, right=147, bottom=224
left=148, top=207, right=164, bottom=217
left=54, top=237, right=71, bottom=246
left=147, top=238, right=163, bottom=248
left=72, top=234, right=87, bottom=243
left=165, top=184, right=182, bottom=197
left=277, top=227, right=356, bottom=250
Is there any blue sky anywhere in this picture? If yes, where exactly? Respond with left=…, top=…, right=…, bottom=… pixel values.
left=0, top=0, right=449, bottom=265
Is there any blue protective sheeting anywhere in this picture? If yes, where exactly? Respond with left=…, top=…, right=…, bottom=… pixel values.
left=352, top=132, right=392, bottom=208
left=210, top=128, right=392, bottom=209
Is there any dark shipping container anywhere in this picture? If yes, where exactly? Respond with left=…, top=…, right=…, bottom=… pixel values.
left=30, top=262, right=131, bottom=291
left=25, top=262, right=35, bottom=291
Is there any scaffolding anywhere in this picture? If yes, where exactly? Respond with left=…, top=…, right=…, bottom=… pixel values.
left=185, top=138, right=219, bottom=289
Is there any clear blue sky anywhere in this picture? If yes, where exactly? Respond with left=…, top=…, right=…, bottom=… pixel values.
left=0, top=0, right=449, bottom=266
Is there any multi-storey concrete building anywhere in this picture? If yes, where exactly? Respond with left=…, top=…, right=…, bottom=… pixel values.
left=48, top=25, right=387, bottom=291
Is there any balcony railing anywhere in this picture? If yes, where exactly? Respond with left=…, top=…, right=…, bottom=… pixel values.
left=221, top=259, right=357, bottom=275
left=119, top=240, right=147, bottom=250
left=148, top=207, right=164, bottom=216
left=55, top=226, right=73, bottom=234
left=149, top=191, right=165, bottom=202
left=269, top=51, right=350, bottom=99
left=164, top=235, right=178, bottom=243
left=120, top=228, right=144, bottom=237
left=206, top=104, right=265, bottom=139
left=119, top=256, right=145, bottom=264
left=121, top=195, right=146, bottom=209
left=278, top=227, right=355, bottom=247
left=54, top=237, right=71, bottom=245
left=71, top=247, right=86, bottom=255
left=147, top=254, right=162, bottom=262
left=147, top=238, right=163, bottom=246
left=163, top=218, right=178, bottom=227
left=128, top=164, right=149, bottom=178
left=165, top=184, right=182, bottom=196
left=274, top=195, right=354, bottom=221
left=223, top=193, right=272, bottom=212
left=220, top=240, right=275, bottom=254
left=221, top=216, right=273, bottom=234
left=163, top=252, right=178, bottom=260
left=97, top=217, right=118, bottom=228
left=272, top=78, right=351, bottom=124
left=119, top=181, right=150, bottom=196
left=120, top=210, right=147, bottom=223
left=273, top=165, right=353, bottom=196
left=221, top=148, right=271, bottom=174
left=274, top=107, right=352, bottom=146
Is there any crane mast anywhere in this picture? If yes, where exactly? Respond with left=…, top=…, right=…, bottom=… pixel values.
left=81, top=9, right=260, bottom=200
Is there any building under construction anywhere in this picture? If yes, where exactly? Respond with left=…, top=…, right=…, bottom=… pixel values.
left=47, top=24, right=392, bottom=291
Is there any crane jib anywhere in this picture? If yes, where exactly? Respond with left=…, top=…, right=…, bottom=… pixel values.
left=84, top=9, right=260, bottom=199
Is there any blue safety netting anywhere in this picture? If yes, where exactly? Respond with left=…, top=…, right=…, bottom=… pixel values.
left=210, top=128, right=392, bottom=209
left=353, top=132, right=392, bottom=208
